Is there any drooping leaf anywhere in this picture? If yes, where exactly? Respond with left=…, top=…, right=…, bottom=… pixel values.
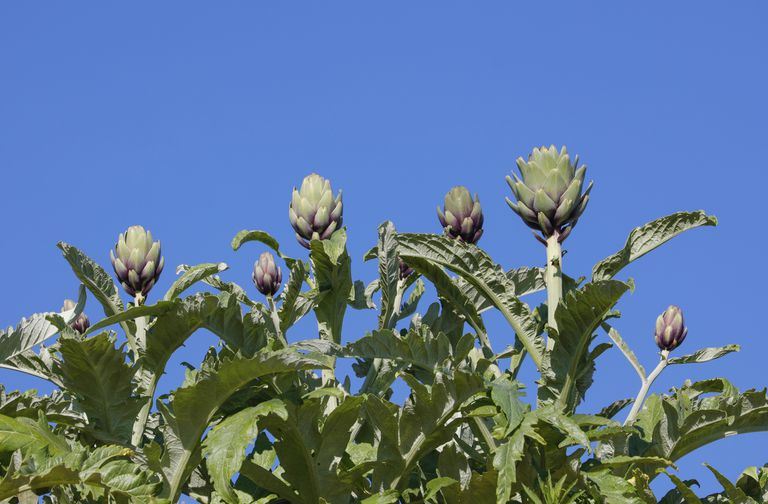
left=376, top=222, right=401, bottom=329
left=231, top=229, right=297, bottom=268
left=667, top=344, right=740, bottom=365
left=310, top=230, right=352, bottom=345
left=592, top=211, right=717, bottom=281
left=278, top=260, right=313, bottom=332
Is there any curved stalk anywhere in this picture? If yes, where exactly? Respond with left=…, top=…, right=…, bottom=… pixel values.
left=624, top=350, right=669, bottom=426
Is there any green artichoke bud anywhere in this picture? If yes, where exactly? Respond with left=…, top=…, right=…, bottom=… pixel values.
left=109, top=225, right=164, bottom=300
left=253, top=252, right=282, bottom=297
left=437, top=186, right=484, bottom=244
left=506, top=145, right=592, bottom=242
left=62, top=299, right=90, bottom=334
left=655, top=305, right=688, bottom=352
left=289, top=173, right=343, bottom=249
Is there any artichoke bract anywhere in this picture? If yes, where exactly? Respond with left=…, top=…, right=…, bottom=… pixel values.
left=253, top=252, right=282, bottom=297
left=289, top=173, right=343, bottom=249
left=655, top=305, right=688, bottom=352
left=109, top=225, right=164, bottom=300
left=398, top=258, right=414, bottom=280
left=506, top=145, right=592, bottom=242
left=61, top=299, right=90, bottom=334
left=437, top=186, right=484, bottom=244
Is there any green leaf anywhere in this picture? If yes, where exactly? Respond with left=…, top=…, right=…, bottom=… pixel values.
left=396, top=233, right=540, bottom=365
left=84, top=301, right=173, bottom=335
left=0, top=413, right=69, bottom=456
left=231, top=229, right=297, bottom=268
left=490, top=376, right=526, bottom=437
left=0, top=311, right=69, bottom=365
left=375, top=222, right=401, bottom=329
left=203, top=399, right=288, bottom=503
left=59, top=332, right=143, bottom=444
left=278, top=260, right=313, bottom=332
left=597, top=398, right=633, bottom=419
left=602, top=323, right=646, bottom=381
left=583, top=470, right=648, bottom=504
left=493, top=413, right=541, bottom=504
left=458, top=266, right=546, bottom=314
left=159, top=350, right=328, bottom=501
left=704, top=463, right=757, bottom=503
left=57, top=242, right=129, bottom=331
left=592, top=211, right=717, bottom=281
left=165, top=262, right=228, bottom=300
left=538, top=280, right=629, bottom=411
left=667, top=344, right=740, bottom=365
left=661, top=470, right=703, bottom=504
left=310, top=230, right=352, bottom=345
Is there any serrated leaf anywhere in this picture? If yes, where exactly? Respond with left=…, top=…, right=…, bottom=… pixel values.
left=231, top=229, right=297, bottom=268
left=592, top=211, right=717, bottom=281
left=165, top=262, right=228, bottom=301
left=278, top=260, right=312, bottom=332
left=668, top=344, right=740, bottom=365
left=310, top=230, right=352, bottom=345
left=377, top=221, right=401, bottom=329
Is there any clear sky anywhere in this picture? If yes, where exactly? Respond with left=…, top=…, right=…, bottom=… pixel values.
left=1, top=2, right=766, bottom=498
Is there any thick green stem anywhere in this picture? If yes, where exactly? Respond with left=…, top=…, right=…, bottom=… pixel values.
left=545, top=234, right=563, bottom=351
left=624, top=351, right=669, bottom=426
left=130, top=295, right=152, bottom=447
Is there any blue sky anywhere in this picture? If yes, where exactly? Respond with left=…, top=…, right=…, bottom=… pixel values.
left=1, top=2, right=766, bottom=498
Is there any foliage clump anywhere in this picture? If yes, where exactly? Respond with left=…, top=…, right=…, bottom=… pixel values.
left=0, top=146, right=762, bottom=503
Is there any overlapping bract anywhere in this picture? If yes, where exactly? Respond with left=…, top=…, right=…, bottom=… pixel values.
left=252, top=251, right=282, bottom=297
left=437, top=186, right=484, bottom=244
left=655, top=305, right=688, bottom=351
left=109, top=225, right=164, bottom=299
left=289, top=173, right=343, bottom=249
left=506, top=145, right=592, bottom=242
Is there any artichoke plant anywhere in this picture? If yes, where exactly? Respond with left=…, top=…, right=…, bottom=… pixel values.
left=61, top=299, right=89, bottom=334
left=655, top=305, right=688, bottom=351
left=505, top=145, right=592, bottom=242
left=436, top=186, right=484, bottom=244
left=398, top=258, right=413, bottom=280
left=109, top=225, right=164, bottom=301
left=252, top=252, right=282, bottom=297
left=289, top=173, right=343, bottom=249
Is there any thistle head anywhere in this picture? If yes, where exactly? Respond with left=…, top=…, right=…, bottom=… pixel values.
left=109, top=225, right=164, bottom=300
left=252, top=252, right=282, bottom=297
left=61, top=299, right=90, bottom=334
left=654, top=305, right=688, bottom=352
left=437, top=186, right=484, bottom=244
left=289, top=173, right=343, bottom=249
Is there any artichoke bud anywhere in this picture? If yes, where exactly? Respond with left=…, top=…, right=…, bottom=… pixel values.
left=437, top=186, right=484, bottom=244
left=61, top=299, right=90, bottom=334
left=654, top=305, right=688, bottom=352
left=505, top=145, right=593, bottom=242
left=289, top=173, right=343, bottom=249
left=253, top=252, right=282, bottom=297
left=109, top=225, right=164, bottom=300
left=399, top=258, right=414, bottom=280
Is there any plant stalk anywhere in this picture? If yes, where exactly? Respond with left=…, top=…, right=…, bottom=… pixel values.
left=624, top=350, right=669, bottom=426
left=545, top=234, right=563, bottom=352
left=130, top=295, right=152, bottom=447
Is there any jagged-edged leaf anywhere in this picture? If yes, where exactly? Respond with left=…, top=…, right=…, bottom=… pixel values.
left=84, top=301, right=174, bottom=335
left=398, top=278, right=425, bottom=322
left=0, top=413, right=68, bottom=456
left=458, top=266, right=546, bottom=315
left=370, top=371, right=484, bottom=490
left=231, top=229, right=297, bottom=268
left=598, top=398, right=633, bottom=420
left=661, top=470, right=703, bottom=504
left=583, top=469, right=648, bottom=504
left=703, top=463, right=757, bottom=503
left=376, top=222, right=401, bottom=329
left=165, top=262, right=228, bottom=300
left=310, top=230, right=352, bottom=344
left=203, top=399, right=287, bottom=503
left=158, top=350, right=327, bottom=501
left=667, top=344, right=740, bottom=365
left=592, top=211, right=717, bottom=281
left=396, top=233, right=543, bottom=368
left=0, top=386, right=81, bottom=427
left=0, top=286, right=85, bottom=364
left=57, top=242, right=129, bottom=330
left=278, top=260, right=313, bottom=332
left=348, top=328, right=473, bottom=372
left=538, top=280, right=629, bottom=411
left=493, top=413, right=542, bottom=504
left=490, top=376, right=526, bottom=438
left=349, top=280, right=378, bottom=310
left=59, top=332, right=143, bottom=444
left=0, top=442, right=160, bottom=500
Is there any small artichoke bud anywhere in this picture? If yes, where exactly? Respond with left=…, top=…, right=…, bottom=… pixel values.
left=109, top=225, right=165, bottom=300
left=654, top=305, right=688, bottom=352
left=289, top=173, right=343, bottom=249
left=61, top=299, right=90, bottom=334
left=399, top=258, right=414, bottom=280
left=252, top=252, right=282, bottom=297
left=437, top=186, right=484, bottom=244
left=506, top=145, right=593, bottom=243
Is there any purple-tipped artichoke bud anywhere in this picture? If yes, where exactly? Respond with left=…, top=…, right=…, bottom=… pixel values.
left=61, top=299, right=90, bottom=334
left=505, top=145, right=592, bottom=243
left=399, top=258, right=414, bottom=280
left=289, top=173, right=343, bottom=249
left=252, top=252, right=282, bottom=297
left=654, top=305, right=688, bottom=352
left=109, top=225, right=164, bottom=300
left=437, top=186, right=484, bottom=244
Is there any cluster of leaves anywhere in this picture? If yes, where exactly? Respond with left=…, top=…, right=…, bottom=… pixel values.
left=0, top=206, right=764, bottom=504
